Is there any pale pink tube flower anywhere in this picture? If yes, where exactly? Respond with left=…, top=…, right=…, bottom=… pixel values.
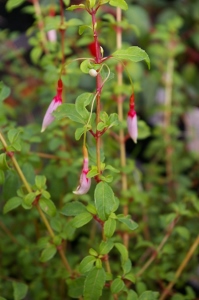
left=127, top=93, right=138, bottom=143
left=41, top=79, right=63, bottom=132
left=73, top=147, right=91, bottom=195
left=47, top=29, right=57, bottom=43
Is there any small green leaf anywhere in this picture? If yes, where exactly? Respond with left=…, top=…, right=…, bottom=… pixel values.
left=80, top=60, right=93, bottom=74
left=104, top=218, right=116, bottom=238
left=94, top=182, right=118, bottom=221
left=127, top=290, right=138, bottom=300
left=35, top=175, right=46, bottom=190
left=89, top=248, right=98, bottom=256
left=30, top=46, right=42, bottom=64
left=105, top=165, right=120, bottom=173
left=3, top=197, right=22, bottom=214
left=79, top=256, right=96, bottom=274
left=67, top=4, right=85, bottom=10
left=0, top=81, right=11, bottom=102
left=86, top=204, right=97, bottom=214
left=8, top=129, right=21, bottom=144
left=139, top=291, right=159, bottom=300
left=12, top=281, right=28, bottom=300
left=109, top=0, right=128, bottom=10
left=112, top=46, right=150, bottom=68
left=75, top=93, right=93, bottom=119
left=96, top=258, right=102, bottom=269
left=83, top=267, right=106, bottom=300
left=115, top=243, right=128, bottom=264
left=99, top=240, right=114, bottom=255
left=111, top=278, right=125, bottom=294
left=124, top=272, right=136, bottom=283
left=61, top=201, right=86, bottom=216
left=68, top=277, right=85, bottom=298
left=40, top=244, right=57, bottom=262
left=117, top=215, right=138, bottom=231
left=0, top=153, right=10, bottom=171
left=138, top=120, right=151, bottom=139
left=122, top=259, right=132, bottom=275
left=54, top=104, right=85, bottom=124
left=87, top=167, right=99, bottom=178
left=24, top=192, right=35, bottom=206
left=39, top=198, right=57, bottom=217
left=75, top=127, right=87, bottom=140
left=79, top=25, right=92, bottom=35
left=6, top=0, right=25, bottom=12
left=72, top=212, right=93, bottom=228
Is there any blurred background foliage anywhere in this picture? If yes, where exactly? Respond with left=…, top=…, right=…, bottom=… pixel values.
left=0, top=0, right=199, bottom=299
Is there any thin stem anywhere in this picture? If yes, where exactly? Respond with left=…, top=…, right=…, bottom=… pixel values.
left=0, top=131, right=72, bottom=274
left=59, top=0, right=65, bottom=65
left=160, top=234, right=199, bottom=300
left=116, top=7, right=129, bottom=248
left=0, top=220, right=20, bottom=245
left=136, top=216, right=179, bottom=278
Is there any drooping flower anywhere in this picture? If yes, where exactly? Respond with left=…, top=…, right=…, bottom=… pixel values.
left=127, top=93, right=138, bottom=143
left=41, top=79, right=63, bottom=132
left=73, top=146, right=91, bottom=195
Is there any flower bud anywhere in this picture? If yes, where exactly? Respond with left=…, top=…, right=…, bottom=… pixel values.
left=41, top=79, right=63, bottom=132
left=73, top=158, right=91, bottom=195
left=127, top=93, right=138, bottom=143
left=89, top=69, right=98, bottom=77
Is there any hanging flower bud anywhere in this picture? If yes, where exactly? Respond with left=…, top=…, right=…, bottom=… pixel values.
left=127, top=93, right=138, bottom=143
left=89, top=69, right=98, bottom=77
left=73, top=146, right=91, bottom=195
left=41, top=79, right=63, bottom=132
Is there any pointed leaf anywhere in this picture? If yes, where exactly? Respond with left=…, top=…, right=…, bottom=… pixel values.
left=67, top=4, right=85, bottom=10
left=0, top=81, right=11, bottom=102
left=94, top=182, right=118, bottom=221
left=40, top=244, right=57, bottom=262
left=53, top=104, right=85, bottom=124
left=60, top=201, right=86, bottom=216
left=68, top=277, right=85, bottom=298
left=79, top=256, right=96, bottom=274
left=109, top=0, right=128, bottom=10
left=12, top=281, right=28, bottom=300
left=39, top=198, right=56, bottom=217
left=115, top=243, right=128, bottom=264
left=99, top=240, right=114, bottom=255
left=104, top=218, right=116, bottom=238
left=117, top=215, right=138, bottom=231
left=112, top=46, right=150, bottom=68
left=75, top=93, right=93, bottom=119
left=111, top=278, right=125, bottom=294
left=127, top=290, right=139, bottom=300
left=72, top=212, right=93, bottom=228
left=83, top=267, right=106, bottom=300
left=3, top=197, right=22, bottom=214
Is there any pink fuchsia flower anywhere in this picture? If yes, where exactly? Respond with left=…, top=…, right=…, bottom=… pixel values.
left=127, top=93, right=138, bottom=143
left=47, top=29, right=57, bottom=43
left=73, top=146, right=91, bottom=195
left=41, top=79, right=63, bottom=132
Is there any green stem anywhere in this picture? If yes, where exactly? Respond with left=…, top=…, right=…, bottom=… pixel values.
left=0, top=131, right=72, bottom=274
left=160, top=234, right=199, bottom=300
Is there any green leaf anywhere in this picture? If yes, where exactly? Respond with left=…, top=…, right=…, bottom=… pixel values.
left=127, top=290, right=138, bottom=300
left=75, top=127, right=87, bottom=140
left=79, top=25, right=92, bottom=35
left=80, top=60, right=93, bottom=74
left=124, top=272, right=136, bottom=283
left=35, top=175, right=46, bottom=190
left=39, top=198, right=57, bottom=217
left=61, top=201, right=86, bottom=216
left=67, top=4, right=85, bottom=10
left=30, top=46, right=42, bottom=64
left=109, top=0, right=128, bottom=10
left=122, top=259, right=132, bottom=275
left=0, top=81, right=11, bottom=102
left=75, top=93, right=93, bottom=119
left=83, top=267, right=106, bottom=300
left=0, top=297, right=7, bottom=300
left=87, top=167, right=99, bottom=178
left=99, top=240, right=114, bottom=255
left=0, top=153, right=10, bottom=171
left=12, top=281, right=28, bottom=300
left=68, top=277, right=85, bottom=298
left=3, top=197, right=22, bottom=214
left=94, top=182, right=118, bottom=221
left=54, top=104, right=85, bottom=124
left=111, top=278, right=125, bottom=294
left=105, top=165, right=120, bottom=173
left=72, top=212, right=93, bottom=228
left=6, top=0, right=25, bottom=11
left=114, top=243, right=128, bottom=264
left=79, top=256, right=96, bottom=274
left=117, top=215, right=138, bottom=231
left=8, top=129, right=21, bottom=145
left=104, top=218, right=116, bottom=238
left=139, top=291, right=159, bottom=300
left=112, top=46, right=150, bottom=68
left=67, top=18, right=83, bottom=27
left=40, top=244, right=57, bottom=262
left=96, top=258, right=102, bottom=269
left=23, top=192, right=35, bottom=207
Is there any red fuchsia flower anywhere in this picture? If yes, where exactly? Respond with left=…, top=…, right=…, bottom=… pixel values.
left=41, top=79, right=63, bottom=132
left=73, top=147, right=91, bottom=195
left=127, top=93, right=138, bottom=143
